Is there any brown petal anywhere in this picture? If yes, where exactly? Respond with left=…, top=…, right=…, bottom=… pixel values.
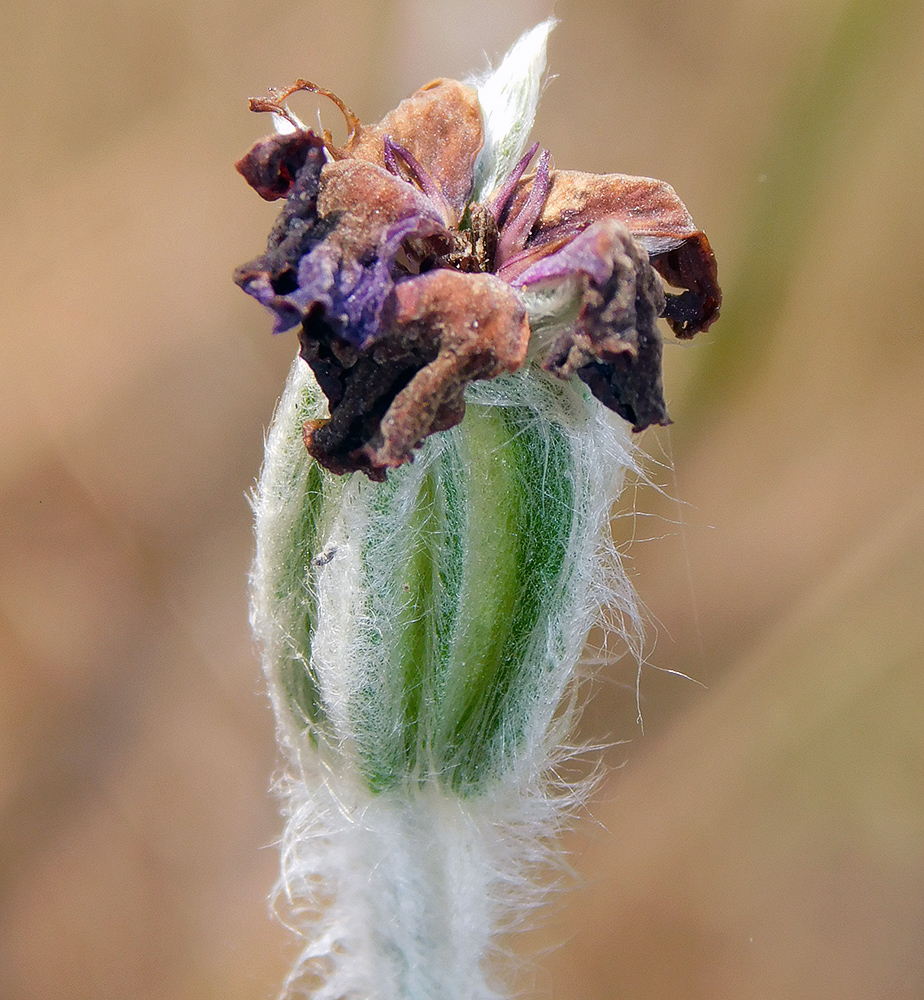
left=234, top=130, right=324, bottom=201
left=235, top=157, right=450, bottom=346
left=346, top=79, right=484, bottom=218
left=505, top=169, right=721, bottom=337
left=303, top=271, right=528, bottom=479
left=316, top=159, right=451, bottom=263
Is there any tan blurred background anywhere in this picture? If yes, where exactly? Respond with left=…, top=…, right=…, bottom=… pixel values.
left=2, top=0, right=923, bottom=997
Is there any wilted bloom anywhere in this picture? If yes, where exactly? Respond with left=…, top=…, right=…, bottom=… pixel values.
left=235, top=68, right=720, bottom=481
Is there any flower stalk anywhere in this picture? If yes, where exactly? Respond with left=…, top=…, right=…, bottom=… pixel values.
left=240, top=20, right=719, bottom=999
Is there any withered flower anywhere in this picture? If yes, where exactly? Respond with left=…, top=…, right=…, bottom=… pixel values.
left=245, top=28, right=722, bottom=998
left=235, top=73, right=720, bottom=480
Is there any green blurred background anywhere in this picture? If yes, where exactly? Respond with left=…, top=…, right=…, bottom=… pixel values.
left=2, top=1, right=923, bottom=997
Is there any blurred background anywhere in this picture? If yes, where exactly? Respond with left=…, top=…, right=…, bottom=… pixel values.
left=2, top=0, right=923, bottom=997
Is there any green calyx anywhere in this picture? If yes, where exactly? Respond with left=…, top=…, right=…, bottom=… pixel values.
left=253, top=361, right=610, bottom=796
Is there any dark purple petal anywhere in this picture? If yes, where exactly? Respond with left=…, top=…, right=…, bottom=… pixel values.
left=516, top=219, right=671, bottom=431
left=234, top=131, right=330, bottom=333
left=235, top=129, right=324, bottom=201
left=648, top=237, right=721, bottom=338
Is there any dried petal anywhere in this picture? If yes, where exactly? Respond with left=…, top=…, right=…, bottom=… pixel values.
left=517, top=219, right=670, bottom=431
left=500, top=169, right=721, bottom=336
left=236, top=156, right=451, bottom=344
left=302, top=270, right=529, bottom=479
left=235, top=64, right=722, bottom=478
left=235, top=130, right=323, bottom=201
left=346, top=79, right=484, bottom=218
left=234, top=132, right=330, bottom=332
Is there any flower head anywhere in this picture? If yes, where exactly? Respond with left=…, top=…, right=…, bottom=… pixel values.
left=235, top=41, right=720, bottom=481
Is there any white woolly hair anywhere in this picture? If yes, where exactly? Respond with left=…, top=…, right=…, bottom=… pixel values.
left=469, top=18, right=557, bottom=204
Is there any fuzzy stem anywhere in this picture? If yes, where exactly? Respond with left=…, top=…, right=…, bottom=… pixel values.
left=275, top=770, right=561, bottom=1000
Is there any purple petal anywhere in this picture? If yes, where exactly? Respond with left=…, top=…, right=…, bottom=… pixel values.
left=485, top=141, right=539, bottom=222
left=234, top=131, right=329, bottom=331
left=494, top=149, right=551, bottom=268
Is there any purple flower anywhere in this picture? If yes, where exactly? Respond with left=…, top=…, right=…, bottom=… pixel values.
left=235, top=77, right=720, bottom=480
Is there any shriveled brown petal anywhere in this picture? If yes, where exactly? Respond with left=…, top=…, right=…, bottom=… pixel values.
left=317, top=159, right=450, bottom=262
left=235, top=156, right=450, bottom=346
left=502, top=169, right=721, bottom=337
left=345, top=79, right=484, bottom=218
left=532, top=219, right=670, bottom=432
left=234, top=131, right=329, bottom=333
left=302, top=271, right=528, bottom=480
left=235, top=130, right=323, bottom=201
